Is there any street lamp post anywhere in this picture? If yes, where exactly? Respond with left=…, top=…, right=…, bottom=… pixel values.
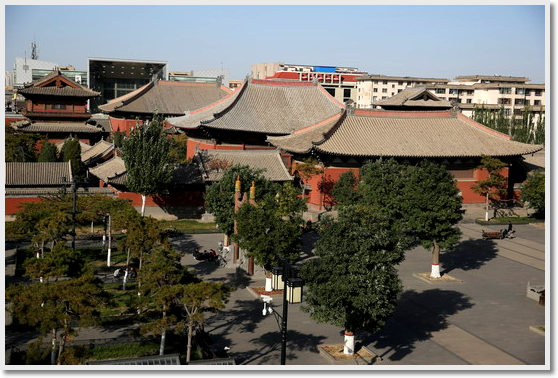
left=61, top=176, right=78, bottom=250
left=263, top=259, right=304, bottom=365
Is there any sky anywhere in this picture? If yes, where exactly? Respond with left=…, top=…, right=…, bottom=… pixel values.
left=3, top=3, right=548, bottom=83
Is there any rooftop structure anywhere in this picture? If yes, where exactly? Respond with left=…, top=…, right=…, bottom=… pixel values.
left=99, top=79, right=232, bottom=119
left=88, top=57, right=168, bottom=111
left=251, top=62, right=368, bottom=104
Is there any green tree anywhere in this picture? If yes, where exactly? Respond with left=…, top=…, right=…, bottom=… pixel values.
left=32, top=209, right=72, bottom=252
left=331, top=170, right=361, bottom=207
left=24, top=241, right=86, bottom=282
left=117, top=215, right=162, bottom=286
left=111, top=130, right=124, bottom=148
left=6, top=274, right=107, bottom=365
left=521, top=169, right=545, bottom=217
left=173, top=281, right=231, bottom=362
left=60, top=136, right=86, bottom=178
left=357, top=159, right=462, bottom=277
left=5, top=125, right=39, bottom=162
left=168, top=133, right=189, bottom=164
left=38, top=139, right=59, bottom=162
left=472, top=155, right=508, bottom=221
left=204, top=165, right=275, bottom=239
left=533, top=115, right=545, bottom=145
left=138, top=245, right=195, bottom=355
left=403, top=160, right=463, bottom=277
left=121, top=115, right=174, bottom=216
left=300, top=204, right=407, bottom=355
left=295, top=157, right=324, bottom=197
left=234, top=182, right=306, bottom=271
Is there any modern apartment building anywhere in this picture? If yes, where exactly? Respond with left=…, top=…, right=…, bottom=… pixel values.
left=251, top=62, right=368, bottom=104
left=427, top=75, right=545, bottom=120
left=355, top=75, right=449, bottom=108
left=356, top=74, right=545, bottom=122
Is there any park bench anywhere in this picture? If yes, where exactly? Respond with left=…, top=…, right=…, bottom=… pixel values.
left=481, top=230, right=504, bottom=240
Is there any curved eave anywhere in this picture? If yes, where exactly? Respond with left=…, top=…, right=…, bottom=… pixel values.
left=98, top=81, right=154, bottom=112
left=267, top=111, right=344, bottom=154
left=166, top=81, right=247, bottom=129
left=311, top=111, right=544, bottom=159
left=312, top=145, right=544, bottom=159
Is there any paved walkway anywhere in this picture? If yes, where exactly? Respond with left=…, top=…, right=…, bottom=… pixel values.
left=5, top=219, right=546, bottom=367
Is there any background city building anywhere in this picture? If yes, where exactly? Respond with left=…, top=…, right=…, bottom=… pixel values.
left=428, top=75, right=545, bottom=121
left=251, top=62, right=368, bottom=105
left=355, top=75, right=449, bottom=108
left=356, top=74, right=545, bottom=122
left=87, top=57, right=168, bottom=112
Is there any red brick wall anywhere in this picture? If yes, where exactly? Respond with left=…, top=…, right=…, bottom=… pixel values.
left=117, top=190, right=205, bottom=207
left=301, top=165, right=510, bottom=208
left=5, top=197, right=44, bottom=215
left=186, top=138, right=276, bottom=160
left=109, top=117, right=144, bottom=135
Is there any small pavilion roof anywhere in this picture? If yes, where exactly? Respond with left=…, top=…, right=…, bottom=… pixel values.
left=373, top=86, right=452, bottom=109
left=195, top=149, right=293, bottom=182
left=81, top=140, right=115, bottom=165
left=311, top=110, right=543, bottom=158
left=89, top=156, right=127, bottom=183
left=18, top=70, right=100, bottom=98
left=167, top=79, right=345, bottom=135
left=98, top=80, right=232, bottom=115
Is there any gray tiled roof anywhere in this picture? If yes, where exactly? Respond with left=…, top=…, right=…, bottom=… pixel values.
left=520, top=148, right=545, bottom=170
left=374, top=87, right=452, bottom=108
left=6, top=187, right=115, bottom=196
left=13, top=121, right=104, bottom=133
left=167, top=79, right=345, bottom=135
left=166, top=82, right=246, bottom=128
left=87, top=114, right=112, bottom=133
left=196, top=149, right=293, bottom=182
left=19, top=70, right=100, bottom=98
left=267, top=113, right=342, bottom=153
left=18, top=86, right=100, bottom=98
left=55, top=140, right=93, bottom=153
left=89, top=156, right=127, bottom=183
left=81, top=140, right=114, bottom=165
left=6, top=162, right=72, bottom=186
left=356, top=74, right=449, bottom=83
left=313, top=110, right=543, bottom=158
left=98, top=80, right=232, bottom=115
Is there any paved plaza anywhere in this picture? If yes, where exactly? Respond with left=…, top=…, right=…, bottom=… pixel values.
left=169, top=220, right=546, bottom=367
left=5, top=215, right=547, bottom=368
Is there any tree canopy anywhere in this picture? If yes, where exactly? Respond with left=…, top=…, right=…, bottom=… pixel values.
left=38, top=139, right=58, bottom=162
left=5, top=125, right=39, bottom=162
left=300, top=204, right=406, bottom=335
left=121, top=115, right=174, bottom=216
left=521, top=169, right=545, bottom=216
left=60, top=136, right=86, bottom=179
left=234, top=182, right=306, bottom=270
left=204, top=164, right=277, bottom=237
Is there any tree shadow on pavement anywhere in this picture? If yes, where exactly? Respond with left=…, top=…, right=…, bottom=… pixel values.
left=363, top=288, right=473, bottom=362
left=237, top=330, right=328, bottom=365
left=203, top=298, right=267, bottom=359
left=441, top=238, right=498, bottom=275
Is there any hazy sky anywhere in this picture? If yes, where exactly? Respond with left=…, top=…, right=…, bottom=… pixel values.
left=4, top=3, right=547, bottom=83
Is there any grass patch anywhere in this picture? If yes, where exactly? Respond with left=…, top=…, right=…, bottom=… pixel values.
left=88, top=342, right=160, bottom=361
left=475, top=216, right=543, bottom=225
left=160, top=219, right=217, bottom=231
